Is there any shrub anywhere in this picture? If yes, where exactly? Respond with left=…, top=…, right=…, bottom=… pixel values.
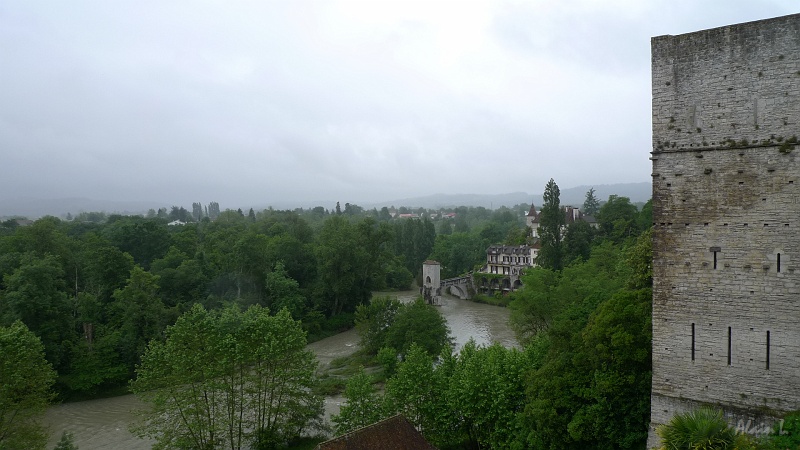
left=657, top=407, right=737, bottom=450
left=765, top=410, right=800, bottom=449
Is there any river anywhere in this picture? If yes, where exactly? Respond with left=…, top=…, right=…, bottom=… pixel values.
left=43, top=291, right=515, bottom=449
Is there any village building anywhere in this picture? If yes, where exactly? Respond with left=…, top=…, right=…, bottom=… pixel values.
left=477, top=244, right=536, bottom=294
left=526, top=204, right=596, bottom=239
left=475, top=202, right=596, bottom=295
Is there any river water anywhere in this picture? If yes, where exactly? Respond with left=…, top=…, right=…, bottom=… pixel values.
left=43, top=291, right=515, bottom=449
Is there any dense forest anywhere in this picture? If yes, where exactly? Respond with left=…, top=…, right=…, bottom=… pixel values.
left=0, top=200, right=553, bottom=400
left=0, top=188, right=666, bottom=449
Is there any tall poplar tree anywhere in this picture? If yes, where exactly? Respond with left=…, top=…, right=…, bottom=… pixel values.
left=537, top=178, right=564, bottom=270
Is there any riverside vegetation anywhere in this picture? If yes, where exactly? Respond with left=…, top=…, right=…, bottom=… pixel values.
left=0, top=184, right=698, bottom=449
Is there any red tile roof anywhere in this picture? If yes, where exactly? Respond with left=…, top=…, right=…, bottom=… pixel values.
left=315, top=415, right=437, bottom=450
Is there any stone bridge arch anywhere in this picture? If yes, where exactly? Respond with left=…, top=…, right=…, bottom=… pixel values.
left=441, top=274, right=474, bottom=300
left=447, top=284, right=469, bottom=299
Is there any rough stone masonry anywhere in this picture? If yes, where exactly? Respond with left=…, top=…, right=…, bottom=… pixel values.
left=649, top=13, right=800, bottom=448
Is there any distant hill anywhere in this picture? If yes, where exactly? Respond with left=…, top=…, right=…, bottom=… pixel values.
left=367, top=182, right=651, bottom=210
left=0, top=197, right=158, bottom=220
left=0, top=182, right=651, bottom=219
left=559, top=182, right=652, bottom=207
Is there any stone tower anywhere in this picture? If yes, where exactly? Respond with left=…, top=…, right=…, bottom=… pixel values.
left=649, top=14, right=800, bottom=446
left=421, top=260, right=441, bottom=305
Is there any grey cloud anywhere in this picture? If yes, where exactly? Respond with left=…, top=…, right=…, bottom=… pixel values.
left=1, top=1, right=798, bottom=212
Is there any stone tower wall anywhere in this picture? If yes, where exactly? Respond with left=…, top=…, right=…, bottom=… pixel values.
left=649, top=14, right=800, bottom=447
left=421, top=261, right=441, bottom=304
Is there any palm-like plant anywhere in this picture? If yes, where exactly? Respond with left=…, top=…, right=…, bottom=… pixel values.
left=657, top=407, right=737, bottom=450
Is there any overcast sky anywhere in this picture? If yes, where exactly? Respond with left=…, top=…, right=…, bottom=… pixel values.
left=1, top=1, right=797, bottom=209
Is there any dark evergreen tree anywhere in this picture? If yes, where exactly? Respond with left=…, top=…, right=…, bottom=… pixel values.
left=537, top=178, right=564, bottom=270
left=583, top=187, right=600, bottom=216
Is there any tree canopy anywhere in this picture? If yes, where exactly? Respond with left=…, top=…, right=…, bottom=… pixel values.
left=130, top=304, right=322, bottom=449
left=0, top=321, right=56, bottom=450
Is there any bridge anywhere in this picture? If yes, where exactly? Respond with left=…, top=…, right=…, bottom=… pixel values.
left=441, top=274, right=474, bottom=300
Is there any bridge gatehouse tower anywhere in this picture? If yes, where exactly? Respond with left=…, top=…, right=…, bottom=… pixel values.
left=421, top=260, right=441, bottom=305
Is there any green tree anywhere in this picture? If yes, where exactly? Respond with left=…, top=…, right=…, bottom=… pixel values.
left=64, top=325, right=129, bottom=394
left=355, top=297, right=450, bottom=360
left=150, top=247, right=207, bottom=308
left=437, top=218, right=453, bottom=236
left=583, top=187, right=600, bottom=216
left=0, top=321, right=56, bottom=450
left=168, top=206, right=191, bottom=222
left=568, top=288, right=652, bottom=449
left=504, top=223, right=529, bottom=245
left=562, top=220, right=594, bottom=265
left=131, top=305, right=322, bottom=449
left=2, top=253, right=73, bottom=370
left=3, top=217, right=71, bottom=262
left=508, top=268, right=562, bottom=345
left=231, top=232, right=272, bottom=303
left=637, top=199, right=653, bottom=232
left=356, top=218, right=395, bottom=296
left=378, top=207, right=392, bottom=222
left=384, top=299, right=451, bottom=359
left=538, top=179, right=565, bottom=270
left=514, top=240, right=652, bottom=450
left=453, top=214, right=469, bottom=233
left=381, top=256, right=414, bottom=290
left=428, top=232, right=485, bottom=279
left=447, top=342, right=530, bottom=449
left=623, top=228, right=653, bottom=290
left=393, top=218, right=436, bottom=275
left=110, top=266, right=166, bottom=374
left=597, top=195, right=639, bottom=243
left=78, top=239, right=135, bottom=304
left=104, top=217, right=171, bottom=269
left=130, top=304, right=225, bottom=449
left=331, top=368, right=386, bottom=436
left=384, top=344, right=440, bottom=435
left=192, top=202, right=203, bottom=221
left=265, top=261, right=306, bottom=319
left=354, top=296, right=403, bottom=355
left=314, top=216, right=369, bottom=315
